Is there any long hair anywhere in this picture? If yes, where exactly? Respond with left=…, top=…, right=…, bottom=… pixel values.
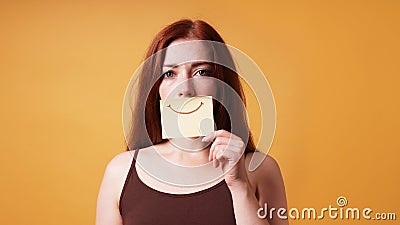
left=126, top=19, right=256, bottom=153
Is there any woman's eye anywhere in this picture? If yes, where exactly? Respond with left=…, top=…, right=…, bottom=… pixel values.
left=195, top=69, right=213, bottom=77
left=162, top=71, right=174, bottom=78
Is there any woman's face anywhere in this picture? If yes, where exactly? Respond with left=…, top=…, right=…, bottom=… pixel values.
left=159, top=39, right=218, bottom=100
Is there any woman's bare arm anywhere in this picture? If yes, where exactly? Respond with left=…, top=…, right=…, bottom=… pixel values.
left=226, top=152, right=288, bottom=225
left=247, top=153, right=289, bottom=225
left=96, top=152, right=132, bottom=225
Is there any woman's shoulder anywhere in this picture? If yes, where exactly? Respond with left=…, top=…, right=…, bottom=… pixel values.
left=245, top=151, right=281, bottom=170
left=244, top=151, right=288, bottom=213
left=96, top=150, right=139, bottom=221
left=106, top=150, right=136, bottom=171
left=244, top=151, right=284, bottom=187
left=101, top=150, right=139, bottom=188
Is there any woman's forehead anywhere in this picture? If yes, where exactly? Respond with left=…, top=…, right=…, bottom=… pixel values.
left=163, top=40, right=214, bottom=67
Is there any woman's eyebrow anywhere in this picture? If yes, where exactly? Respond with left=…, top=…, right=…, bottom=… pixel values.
left=162, top=64, right=177, bottom=68
left=163, top=62, right=212, bottom=67
left=191, top=62, right=213, bottom=67
left=162, top=62, right=213, bottom=68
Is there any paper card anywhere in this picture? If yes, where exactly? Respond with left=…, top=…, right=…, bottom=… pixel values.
left=160, top=96, right=215, bottom=138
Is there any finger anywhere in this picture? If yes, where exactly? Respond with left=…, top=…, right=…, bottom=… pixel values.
left=225, top=145, right=243, bottom=154
left=214, top=144, right=243, bottom=161
left=209, top=137, right=242, bottom=153
left=208, top=142, right=218, bottom=161
left=212, top=145, right=224, bottom=161
left=216, top=147, right=236, bottom=161
left=202, top=129, right=239, bottom=142
left=216, top=148, right=242, bottom=170
left=214, top=145, right=240, bottom=168
left=211, top=141, right=244, bottom=168
left=214, top=151, right=227, bottom=169
left=213, top=157, right=220, bottom=168
left=214, top=129, right=241, bottom=141
left=213, top=145, right=228, bottom=168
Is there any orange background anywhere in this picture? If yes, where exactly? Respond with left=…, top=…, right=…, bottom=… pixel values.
left=1, top=0, right=399, bottom=224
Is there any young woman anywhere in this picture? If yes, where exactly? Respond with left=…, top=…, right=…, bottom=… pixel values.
left=96, top=19, right=288, bottom=225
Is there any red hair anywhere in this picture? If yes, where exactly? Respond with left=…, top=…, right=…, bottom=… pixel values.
left=126, top=19, right=256, bottom=153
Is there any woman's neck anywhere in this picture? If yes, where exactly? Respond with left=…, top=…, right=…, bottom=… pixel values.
left=157, top=137, right=211, bottom=166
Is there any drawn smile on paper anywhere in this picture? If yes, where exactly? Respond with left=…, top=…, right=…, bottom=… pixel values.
left=167, top=102, right=204, bottom=114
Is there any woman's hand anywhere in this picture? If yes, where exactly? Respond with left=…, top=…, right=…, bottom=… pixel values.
left=202, top=129, right=250, bottom=188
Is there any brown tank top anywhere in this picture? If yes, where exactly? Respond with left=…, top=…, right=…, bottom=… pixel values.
left=119, top=150, right=237, bottom=225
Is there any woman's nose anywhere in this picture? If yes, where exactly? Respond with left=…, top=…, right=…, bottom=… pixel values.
left=177, top=76, right=195, bottom=97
